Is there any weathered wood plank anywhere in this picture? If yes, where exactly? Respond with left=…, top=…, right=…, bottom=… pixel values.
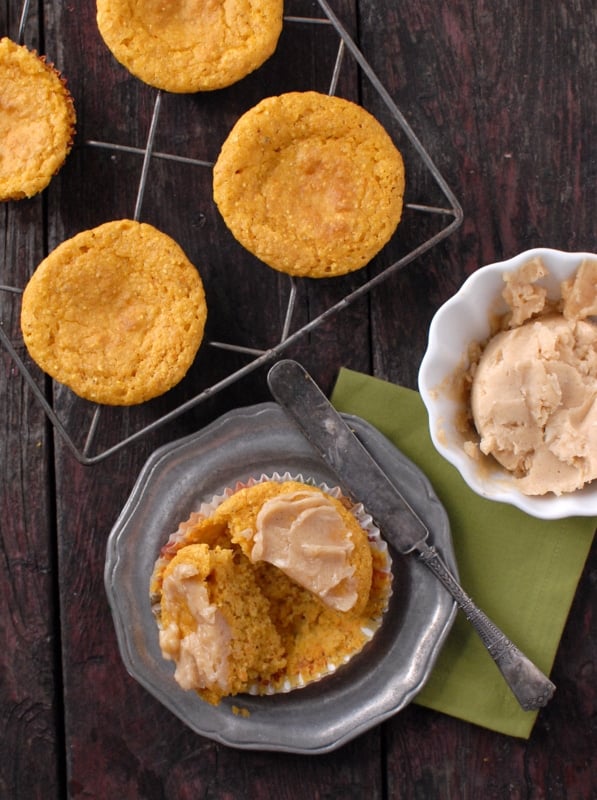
left=2, top=0, right=595, bottom=796
left=362, top=1, right=597, bottom=797
left=1, top=4, right=62, bottom=797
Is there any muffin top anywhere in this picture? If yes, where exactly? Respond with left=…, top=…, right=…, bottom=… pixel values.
left=96, top=0, right=283, bottom=93
left=0, top=37, right=75, bottom=201
left=213, top=480, right=374, bottom=613
left=21, top=219, right=207, bottom=405
left=213, top=91, right=405, bottom=277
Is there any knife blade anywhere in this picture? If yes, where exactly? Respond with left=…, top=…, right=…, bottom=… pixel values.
left=269, top=361, right=429, bottom=555
left=267, top=359, right=556, bottom=711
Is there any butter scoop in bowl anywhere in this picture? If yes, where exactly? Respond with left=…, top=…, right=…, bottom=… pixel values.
left=419, top=248, right=597, bottom=519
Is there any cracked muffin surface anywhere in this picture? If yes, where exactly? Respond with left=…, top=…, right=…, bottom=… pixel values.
left=213, top=91, right=405, bottom=278
left=96, top=0, right=283, bottom=92
left=0, top=37, right=75, bottom=201
left=20, top=219, right=207, bottom=405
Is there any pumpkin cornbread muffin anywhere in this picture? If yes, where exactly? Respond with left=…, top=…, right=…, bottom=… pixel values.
left=217, top=480, right=374, bottom=614
left=158, top=543, right=287, bottom=706
left=212, top=91, right=405, bottom=278
left=20, top=219, right=207, bottom=405
left=96, top=0, right=283, bottom=93
left=0, top=37, right=75, bottom=201
left=150, top=476, right=393, bottom=704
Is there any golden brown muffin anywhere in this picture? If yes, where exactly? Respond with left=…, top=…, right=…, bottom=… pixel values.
left=158, top=543, right=287, bottom=705
left=20, top=219, right=207, bottom=405
left=217, top=480, right=374, bottom=614
left=96, top=0, right=283, bottom=93
left=213, top=91, right=405, bottom=277
left=0, top=37, right=76, bottom=201
left=150, top=477, right=393, bottom=704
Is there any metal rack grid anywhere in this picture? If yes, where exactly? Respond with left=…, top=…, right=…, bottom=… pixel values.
left=0, top=0, right=463, bottom=464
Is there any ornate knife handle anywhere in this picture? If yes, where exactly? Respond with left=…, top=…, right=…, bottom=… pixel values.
left=417, top=543, right=555, bottom=710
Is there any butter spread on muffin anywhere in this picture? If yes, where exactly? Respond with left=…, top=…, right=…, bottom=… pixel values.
left=96, top=0, right=283, bottom=93
left=159, top=543, right=286, bottom=705
left=221, top=482, right=372, bottom=613
left=250, top=489, right=357, bottom=611
left=0, top=37, right=75, bottom=201
left=150, top=477, right=393, bottom=704
left=20, top=219, right=207, bottom=405
left=213, top=91, right=405, bottom=277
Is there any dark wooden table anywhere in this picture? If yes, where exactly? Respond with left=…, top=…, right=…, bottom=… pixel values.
left=2, top=1, right=596, bottom=797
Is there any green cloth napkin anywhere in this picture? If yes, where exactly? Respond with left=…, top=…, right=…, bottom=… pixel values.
left=331, top=368, right=595, bottom=739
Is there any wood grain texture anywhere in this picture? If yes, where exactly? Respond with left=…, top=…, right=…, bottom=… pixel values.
left=1, top=7, right=62, bottom=799
left=1, top=0, right=596, bottom=797
left=363, top=2, right=597, bottom=797
left=363, top=0, right=597, bottom=389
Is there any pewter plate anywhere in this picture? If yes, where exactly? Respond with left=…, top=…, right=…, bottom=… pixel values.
left=104, top=402, right=457, bottom=753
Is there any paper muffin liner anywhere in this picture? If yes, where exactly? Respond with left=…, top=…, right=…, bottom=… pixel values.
left=151, top=471, right=393, bottom=698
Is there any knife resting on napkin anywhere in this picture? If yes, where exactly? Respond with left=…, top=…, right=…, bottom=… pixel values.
left=268, top=360, right=555, bottom=713
left=329, top=366, right=595, bottom=738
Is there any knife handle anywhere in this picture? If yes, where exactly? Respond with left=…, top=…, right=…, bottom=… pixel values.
left=417, top=543, right=555, bottom=710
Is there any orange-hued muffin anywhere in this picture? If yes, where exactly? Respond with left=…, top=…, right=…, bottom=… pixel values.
left=21, top=220, right=207, bottom=405
left=0, top=37, right=75, bottom=201
left=150, top=477, right=393, bottom=704
left=213, top=91, right=405, bottom=277
left=96, top=0, right=283, bottom=93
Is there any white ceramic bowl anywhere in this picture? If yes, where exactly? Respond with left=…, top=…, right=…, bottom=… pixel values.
left=418, top=247, right=597, bottom=519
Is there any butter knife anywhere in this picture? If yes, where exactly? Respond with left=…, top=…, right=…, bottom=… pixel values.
left=267, top=359, right=556, bottom=711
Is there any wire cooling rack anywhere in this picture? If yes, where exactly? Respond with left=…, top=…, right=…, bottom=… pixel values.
left=0, top=0, right=463, bottom=464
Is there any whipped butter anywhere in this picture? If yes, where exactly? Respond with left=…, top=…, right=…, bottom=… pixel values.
left=249, top=489, right=357, bottom=611
left=469, top=258, right=597, bottom=495
left=159, top=562, right=232, bottom=692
